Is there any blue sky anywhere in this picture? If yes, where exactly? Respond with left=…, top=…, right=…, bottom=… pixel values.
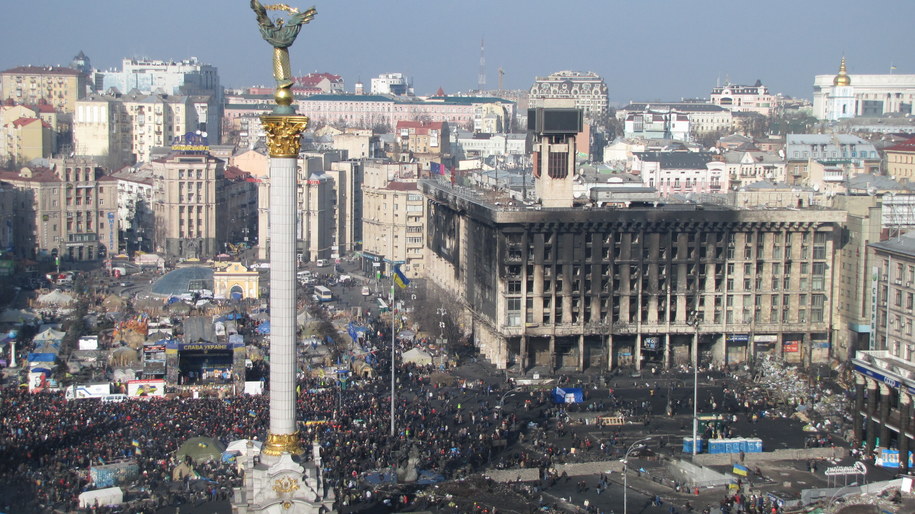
left=1, top=0, right=913, bottom=104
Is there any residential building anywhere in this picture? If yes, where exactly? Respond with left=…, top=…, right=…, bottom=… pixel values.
left=633, top=151, right=724, bottom=195
left=109, top=163, right=156, bottom=254
left=621, top=109, right=690, bottom=141
left=885, top=137, right=915, bottom=180
left=0, top=157, right=118, bottom=261
left=0, top=116, right=54, bottom=165
left=94, top=57, right=222, bottom=143
left=710, top=81, right=777, bottom=116
left=360, top=160, right=425, bottom=276
left=370, top=73, right=411, bottom=96
left=325, top=159, right=364, bottom=259
left=0, top=66, right=87, bottom=113
left=293, top=72, right=344, bottom=94
left=152, top=150, right=225, bottom=260
left=0, top=181, right=30, bottom=258
left=529, top=71, right=609, bottom=122
left=617, top=102, right=734, bottom=140
left=719, top=150, right=786, bottom=189
left=392, top=120, right=451, bottom=169
left=74, top=90, right=214, bottom=164
left=852, top=232, right=915, bottom=473
left=452, top=131, right=527, bottom=160
left=813, top=57, right=915, bottom=120
left=829, top=182, right=900, bottom=363
left=97, top=57, right=220, bottom=97
left=784, top=134, right=881, bottom=186
left=331, top=130, right=379, bottom=160
left=223, top=166, right=258, bottom=253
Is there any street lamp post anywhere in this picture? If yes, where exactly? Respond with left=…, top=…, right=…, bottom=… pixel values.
left=623, top=436, right=655, bottom=514
left=388, top=235, right=397, bottom=437
left=498, top=386, right=525, bottom=409
left=687, top=310, right=700, bottom=457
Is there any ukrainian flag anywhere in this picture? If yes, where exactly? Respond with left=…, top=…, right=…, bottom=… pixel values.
left=131, top=439, right=140, bottom=447
left=393, top=264, right=410, bottom=289
left=732, top=463, right=748, bottom=476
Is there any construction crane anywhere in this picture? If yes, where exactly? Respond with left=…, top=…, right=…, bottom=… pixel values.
left=498, top=67, right=504, bottom=91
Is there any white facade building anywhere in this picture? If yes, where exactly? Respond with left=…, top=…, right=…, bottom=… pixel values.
left=370, top=73, right=411, bottom=96
left=710, top=81, right=777, bottom=116
left=813, top=57, right=915, bottom=120
left=633, top=151, right=724, bottom=196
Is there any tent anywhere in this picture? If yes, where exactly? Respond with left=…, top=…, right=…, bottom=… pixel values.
left=402, top=348, right=433, bottom=366
left=37, top=290, right=75, bottom=306
left=256, top=321, right=270, bottom=334
left=78, top=487, right=123, bottom=508
left=551, top=387, right=584, bottom=404
left=225, top=439, right=263, bottom=459
left=0, top=309, right=37, bottom=324
left=176, top=436, right=226, bottom=464
left=34, top=327, right=66, bottom=344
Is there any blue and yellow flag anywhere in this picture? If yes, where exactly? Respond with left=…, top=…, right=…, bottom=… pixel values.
left=393, top=264, right=410, bottom=289
left=732, top=463, right=748, bottom=476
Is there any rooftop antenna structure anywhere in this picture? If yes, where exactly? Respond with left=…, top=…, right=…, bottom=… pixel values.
left=478, top=38, right=486, bottom=92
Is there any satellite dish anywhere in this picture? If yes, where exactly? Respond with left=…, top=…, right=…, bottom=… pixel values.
left=867, top=187, right=877, bottom=196
left=201, top=132, right=208, bottom=138
left=813, top=184, right=820, bottom=192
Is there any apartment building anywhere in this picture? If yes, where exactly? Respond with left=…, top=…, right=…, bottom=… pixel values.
left=0, top=157, right=118, bottom=261
left=0, top=66, right=87, bottom=113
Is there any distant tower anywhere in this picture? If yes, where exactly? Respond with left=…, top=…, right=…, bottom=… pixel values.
left=529, top=101, right=583, bottom=208
left=70, top=51, right=91, bottom=76
left=828, top=56, right=855, bottom=120
left=478, top=39, right=486, bottom=92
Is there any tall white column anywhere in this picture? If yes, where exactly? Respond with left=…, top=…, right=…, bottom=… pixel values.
left=260, top=114, right=309, bottom=458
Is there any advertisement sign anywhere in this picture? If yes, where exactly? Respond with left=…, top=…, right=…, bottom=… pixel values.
left=643, top=337, right=659, bottom=350
left=727, top=334, right=749, bottom=343
left=127, top=379, right=165, bottom=397
left=783, top=340, right=800, bottom=353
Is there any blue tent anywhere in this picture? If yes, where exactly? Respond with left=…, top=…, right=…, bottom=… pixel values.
left=256, top=321, right=270, bottom=334
left=551, top=387, right=584, bottom=404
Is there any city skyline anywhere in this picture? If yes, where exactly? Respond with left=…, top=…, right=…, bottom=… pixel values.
left=0, top=0, right=913, bottom=104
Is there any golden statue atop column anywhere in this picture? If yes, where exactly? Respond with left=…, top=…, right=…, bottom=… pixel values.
left=250, top=0, right=317, bottom=113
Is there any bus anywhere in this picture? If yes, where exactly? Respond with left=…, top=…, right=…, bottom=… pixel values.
left=313, top=286, right=333, bottom=302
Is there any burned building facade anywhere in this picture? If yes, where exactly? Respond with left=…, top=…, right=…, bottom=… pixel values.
left=422, top=180, right=847, bottom=372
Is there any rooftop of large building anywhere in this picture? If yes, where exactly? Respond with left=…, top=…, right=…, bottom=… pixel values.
left=620, top=102, right=728, bottom=113
left=870, top=231, right=915, bottom=257
left=1, top=65, right=83, bottom=76
left=420, top=179, right=846, bottom=226
left=634, top=151, right=714, bottom=168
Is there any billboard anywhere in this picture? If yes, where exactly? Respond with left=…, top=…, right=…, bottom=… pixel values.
left=127, top=379, right=165, bottom=397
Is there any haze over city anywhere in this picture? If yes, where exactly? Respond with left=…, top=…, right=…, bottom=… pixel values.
left=2, top=0, right=914, bottom=102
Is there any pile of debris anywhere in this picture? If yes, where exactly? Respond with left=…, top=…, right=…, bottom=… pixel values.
left=753, top=356, right=851, bottom=438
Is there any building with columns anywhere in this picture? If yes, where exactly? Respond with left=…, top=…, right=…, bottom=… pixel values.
left=813, top=57, right=915, bottom=121
left=422, top=178, right=846, bottom=372
left=851, top=232, right=915, bottom=473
